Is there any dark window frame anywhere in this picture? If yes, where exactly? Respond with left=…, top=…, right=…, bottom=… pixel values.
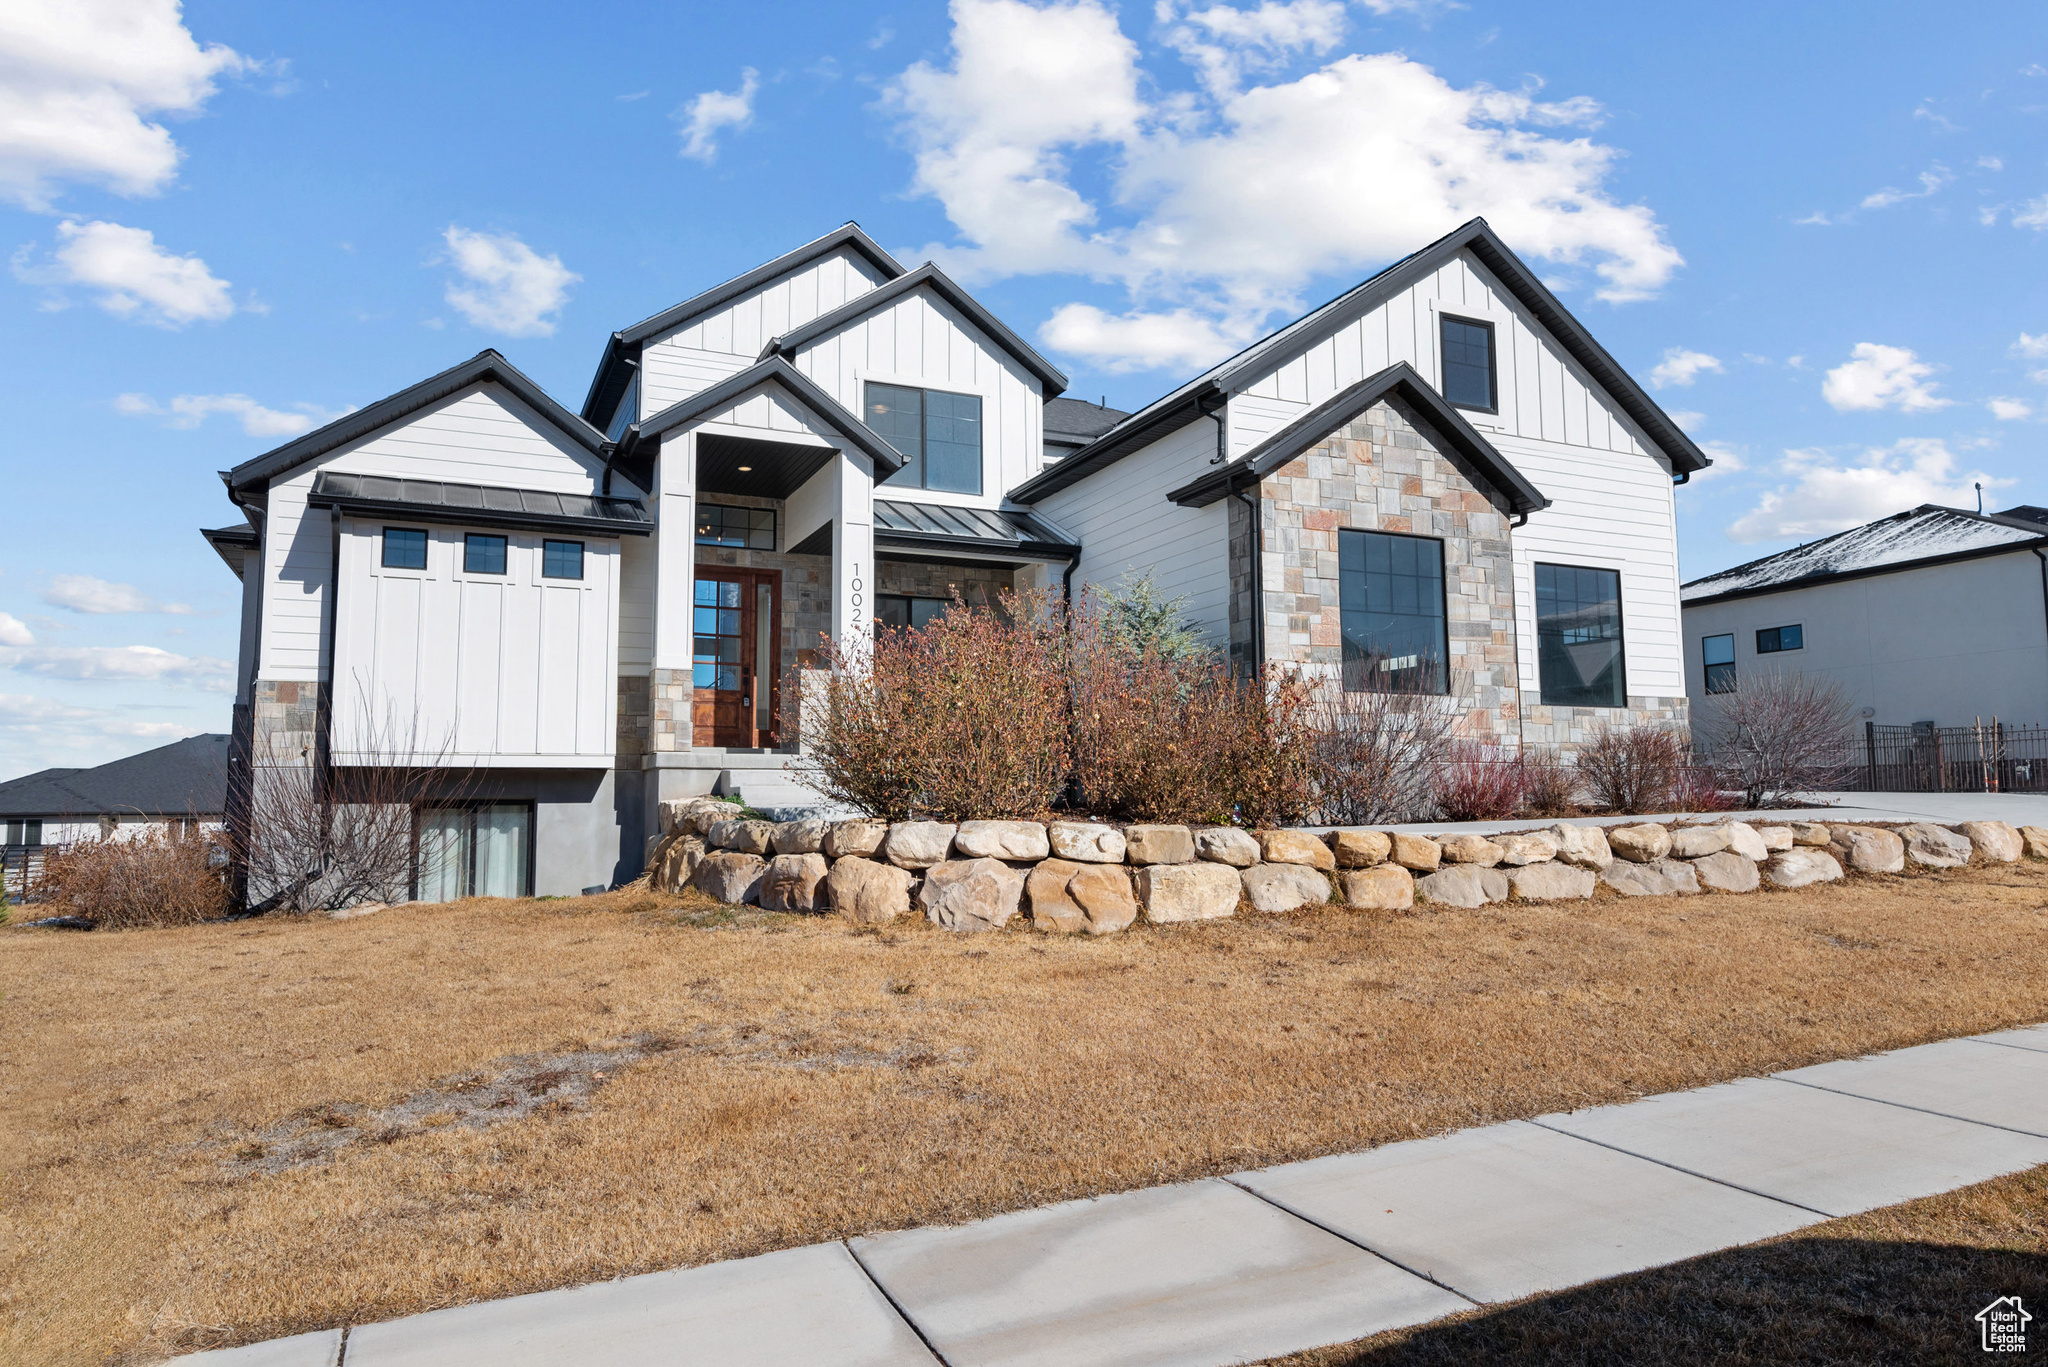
left=695, top=503, right=777, bottom=550
left=541, top=539, right=585, bottom=580
left=463, top=532, right=509, bottom=576
left=864, top=381, right=985, bottom=496
left=875, top=594, right=952, bottom=636
left=1338, top=527, right=1451, bottom=696
left=2, top=818, right=43, bottom=848
left=410, top=799, right=536, bottom=901
left=1702, top=632, right=1737, bottom=695
left=1756, top=624, right=1803, bottom=654
left=381, top=526, right=428, bottom=571
left=1533, top=561, right=1628, bottom=708
left=1439, top=313, right=1499, bottom=415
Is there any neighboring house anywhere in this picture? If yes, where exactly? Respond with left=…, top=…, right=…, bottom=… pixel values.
left=0, top=734, right=230, bottom=895
left=1680, top=503, right=2048, bottom=728
left=205, top=217, right=1707, bottom=900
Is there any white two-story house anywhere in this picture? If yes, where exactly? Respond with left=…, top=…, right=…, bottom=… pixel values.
left=205, top=218, right=1708, bottom=898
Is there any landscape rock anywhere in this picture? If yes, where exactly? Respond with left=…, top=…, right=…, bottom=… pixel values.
left=1135, top=861, right=1242, bottom=922
left=825, top=857, right=915, bottom=925
left=822, top=820, right=888, bottom=859
left=1719, top=822, right=1769, bottom=861
left=646, top=832, right=707, bottom=893
left=1668, top=825, right=1730, bottom=859
left=1390, top=832, right=1442, bottom=871
left=681, top=801, right=745, bottom=837
left=1763, top=848, right=1844, bottom=888
left=1506, top=862, right=1595, bottom=902
left=759, top=853, right=829, bottom=912
left=1691, top=851, right=1761, bottom=893
left=693, top=852, right=766, bottom=904
left=2021, top=825, right=2048, bottom=860
left=1495, top=832, right=1558, bottom=866
left=1600, top=858, right=1700, bottom=897
left=1241, top=863, right=1332, bottom=912
left=1340, top=864, right=1414, bottom=910
left=1329, top=829, right=1392, bottom=868
left=770, top=818, right=832, bottom=856
left=1439, top=833, right=1506, bottom=866
left=953, top=820, right=1051, bottom=861
left=1027, top=859, right=1137, bottom=935
left=1125, top=824, right=1196, bottom=865
left=882, top=821, right=957, bottom=869
left=1256, top=829, right=1336, bottom=870
left=1900, top=823, right=1973, bottom=869
left=1415, top=863, right=1509, bottom=908
left=1829, top=825, right=1905, bottom=875
left=707, top=819, right=775, bottom=855
left=1957, top=821, right=2023, bottom=864
left=1790, top=822, right=1834, bottom=847
left=1607, top=823, right=1672, bottom=863
left=918, top=858, right=1026, bottom=932
left=1047, top=822, right=1126, bottom=864
left=1756, top=826, right=1796, bottom=853
left=1194, top=826, right=1261, bottom=867
left=1548, top=823, right=1613, bottom=870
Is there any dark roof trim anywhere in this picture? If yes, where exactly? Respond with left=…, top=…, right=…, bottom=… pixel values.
left=1680, top=504, right=2048, bottom=607
left=618, top=224, right=905, bottom=349
left=1165, top=363, right=1548, bottom=517
left=201, top=522, right=258, bottom=578
left=1009, top=382, right=1222, bottom=502
left=872, top=498, right=1079, bottom=563
left=226, top=350, right=608, bottom=497
left=631, top=355, right=906, bottom=477
left=308, top=472, right=651, bottom=537
left=762, top=263, right=1070, bottom=398
left=1680, top=538, right=2048, bottom=608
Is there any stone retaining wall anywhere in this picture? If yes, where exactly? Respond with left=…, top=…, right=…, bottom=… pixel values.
left=644, top=803, right=2048, bottom=931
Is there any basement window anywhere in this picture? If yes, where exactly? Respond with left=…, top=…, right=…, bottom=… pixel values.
left=417, top=804, right=532, bottom=901
left=1703, top=633, right=1737, bottom=694
left=1756, top=624, right=1803, bottom=654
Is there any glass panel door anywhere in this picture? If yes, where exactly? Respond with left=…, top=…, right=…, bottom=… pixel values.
left=417, top=808, right=467, bottom=903
left=474, top=806, right=530, bottom=899
left=415, top=804, right=532, bottom=901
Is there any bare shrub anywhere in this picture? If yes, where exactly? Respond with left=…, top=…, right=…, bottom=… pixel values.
left=1671, top=765, right=1739, bottom=812
left=1696, top=670, right=1856, bottom=808
left=1575, top=725, right=1687, bottom=814
left=1436, top=744, right=1533, bottom=821
left=37, top=827, right=230, bottom=928
left=1304, top=670, right=1462, bottom=825
left=1520, top=748, right=1581, bottom=816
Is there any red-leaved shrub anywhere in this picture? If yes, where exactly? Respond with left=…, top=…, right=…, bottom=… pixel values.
left=1435, top=744, right=1533, bottom=821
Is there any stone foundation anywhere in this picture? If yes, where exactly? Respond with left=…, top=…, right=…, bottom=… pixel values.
left=1517, top=692, right=1691, bottom=757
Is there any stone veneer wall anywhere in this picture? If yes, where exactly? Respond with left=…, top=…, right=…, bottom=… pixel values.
left=1517, top=691, right=1690, bottom=757
left=876, top=558, right=1015, bottom=607
left=1244, top=395, right=1523, bottom=746
left=250, top=679, right=322, bottom=767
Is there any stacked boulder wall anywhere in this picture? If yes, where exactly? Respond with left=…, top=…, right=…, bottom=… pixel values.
left=882, top=821, right=957, bottom=869
left=2023, top=825, right=2048, bottom=861
left=826, top=857, right=916, bottom=925
left=1790, top=822, right=1834, bottom=847
left=823, top=820, right=888, bottom=859
left=1828, top=826, right=1905, bottom=875
left=770, top=819, right=832, bottom=856
left=954, top=820, right=1052, bottom=861
left=1690, top=850, right=1761, bottom=894
left=760, top=853, right=829, bottom=912
left=919, top=858, right=1026, bottom=932
left=1900, top=824, right=1973, bottom=869
left=707, top=819, right=776, bottom=855
left=1415, top=864, right=1508, bottom=908
left=1505, top=862, right=1595, bottom=901
left=1957, top=821, right=2023, bottom=863
left=1495, top=832, right=1558, bottom=866
left=1135, top=862, right=1241, bottom=923
left=1026, top=859, right=1138, bottom=935
left=1756, top=826, right=1796, bottom=852
left=1240, top=863, right=1332, bottom=913
left=646, top=832, right=706, bottom=893
left=1763, top=848, right=1844, bottom=888
left=1438, top=834, right=1505, bottom=866
left=1340, top=864, right=1414, bottom=910
left=1194, top=827, right=1262, bottom=868
left=1719, top=822, right=1769, bottom=860
left=1330, top=830, right=1392, bottom=868
left=1607, top=824, right=1672, bottom=863
left=695, top=852, right=767, bottom=904
left=1601, top=858, right=1700, bottom=897
left=1548, top=824, right=1613, bottom=870
left=1668, top=826, right=1729, bottom=859
left=1048, top=822, right=1127, bottom=863
left=1255, top=830, right=1336, bottom=870
left=1126, top=825, right=1197, bottom=865
left=1390, top=833, right=1442, bottom=872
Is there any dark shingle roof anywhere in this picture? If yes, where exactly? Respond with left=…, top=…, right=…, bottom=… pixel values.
left=0, top=734, right=230, bottom=819
left=1680, top=505, right=2048, bottom=605
left=1043, top=397, right=1130, bottom=444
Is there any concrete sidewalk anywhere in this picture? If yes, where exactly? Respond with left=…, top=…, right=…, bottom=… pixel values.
left=1343, top=789, right=2048, bottom=839
left=176, top=1023, right=2048, bottom=1367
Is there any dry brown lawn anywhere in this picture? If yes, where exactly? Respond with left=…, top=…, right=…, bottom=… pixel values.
left=4, top=862, right=2047, bottom=1366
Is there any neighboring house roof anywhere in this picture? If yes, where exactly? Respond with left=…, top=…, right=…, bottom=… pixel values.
left=760, top=262, right=1071, bottom=398
left=1164, top=362, right=1549, bottom=519
left=1011, top=216, right=1709, bottom=504
left=224, top=351, right=610, bottom=502
left=201, top=522, right=258, bottom=578
left=1680, top=504, right=2048, bottom=606
left=872, top=499, right=1080, bottom=563
left=0, top=734, right=230, bottom=819
left=307, top=472, right=652, bottom=537
left=1043, top=397, right=1130, bottom=447
left=630, top=355, right=907, bottom=479
left=582, top=223, right=908, bottom=426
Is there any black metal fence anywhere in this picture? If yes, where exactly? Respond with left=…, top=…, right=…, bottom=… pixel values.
left=2, top=846, right=43, bottom=901
left=1858, top=720, right=2048, bottom=793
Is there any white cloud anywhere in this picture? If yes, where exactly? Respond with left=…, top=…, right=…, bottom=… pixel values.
left=1860, top=164, right=1952, bottom=210
left=1649, top=347, right=1722, bottom=389
left=0, top=0, right=252, bottom=210
left=677, top=68, right=758, bottom=163
left=2013, top=333, right=2048, bottom=360
left=1727, top=439, right=2006, bottom=543
left=1793, top=210, right=1832, bottom=226
left=1686, top=438, right=1744, bottom=482
left=1978, top=155, right=2004, bottom=172
left=1821, top=343, right=1950, bottom=413
left=440, top=226, right=578, bottom=337
left=15, top=218, right=234, bottom=325
left=40, top=574, right=194, bottom=616
left=115, top=390, right=350, bottom=437
left=1989, top=397, right=2034, bottom=421
left=1665, top=409, right=1704, bottom=429
left=1039, top=301, right=1252, bottom=372
left=887, top=0, right=1682, bottom=371
left=0, top=612, right=32, bottom=646
left=0, top=642, right=231, bottom=688
left=2013, top=195, right=2048, bottom=229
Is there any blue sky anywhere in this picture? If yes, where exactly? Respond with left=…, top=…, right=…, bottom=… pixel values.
left=2, top=0, right=2046, bottom=777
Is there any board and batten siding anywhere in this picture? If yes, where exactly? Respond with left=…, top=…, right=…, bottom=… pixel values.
left=638, top=247, right=892, bottom=419
left=1035, top=419, right=1232, bottom=646
left=330, top=521, right=619, bottom=767
left=257, top=382, right=614, bottom=684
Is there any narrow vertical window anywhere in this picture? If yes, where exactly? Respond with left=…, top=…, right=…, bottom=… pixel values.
left=542, top=540, right=584, bottom=580
left=1535, top=564, right=1626, bottom=707
left=1702, top=633, right=1737, bottom=694
left=1338, top=529, right=1448, bottom=694
left=1440, top=315, right=1497, bottom=412
left=463, top=533, right=508, bottom=575
left=382, top=527, right=428, bottom=570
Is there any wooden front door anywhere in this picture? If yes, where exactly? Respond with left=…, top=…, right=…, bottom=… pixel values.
left=692, top=568, right=781, bottom=748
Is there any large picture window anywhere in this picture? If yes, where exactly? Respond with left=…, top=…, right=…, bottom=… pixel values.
left=865, top=382, right=982, bottom=494
left=1535, top=564, right=1626, bottom=707
left=417, top=803, right=532, bottom=902
left=1702, top=634, right=1737, bottom=694
left=1440, top=315, right=1497, bottom=412
left=1339, top=529, right=1448, bottom=694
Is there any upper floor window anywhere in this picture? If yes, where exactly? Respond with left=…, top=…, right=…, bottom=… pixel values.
left=464, top=533, right=507, bottom=575
left=1756, top=624, right=1803, bottom=654
left=382, top=526, right=427, bottom=570
left=1702, top=633, right=1737, bottom=694
left=542, top=540, right=584, bottom=580
left=1338, top=529, right=1448, bottom=694
left=866, top=382, right=982, bottom=495
left=696, top=504, right=776, bottom=550
left=1535, top=564, right=1626, bottom=707
left=1440, top=315, right=1497, bottom=412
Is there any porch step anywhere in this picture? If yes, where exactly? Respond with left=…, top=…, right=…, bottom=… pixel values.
left=712, top=762, right=853, bottom=821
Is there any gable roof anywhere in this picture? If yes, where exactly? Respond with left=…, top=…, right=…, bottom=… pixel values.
left=1164, top=362, right=1548, bottom=519
left=1680, top=504, right=2048, bottom=606
left=761, top=262, right=1070, bottom=397
left=1011, top=216, right=1708, bottom=503
left=0, top=734, right=230, bottom=819
left=631, top=355, right=906, bottom=478
left=582, top=223, right=907, bottom=425
left=224, top=350, right=607, bottom=500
